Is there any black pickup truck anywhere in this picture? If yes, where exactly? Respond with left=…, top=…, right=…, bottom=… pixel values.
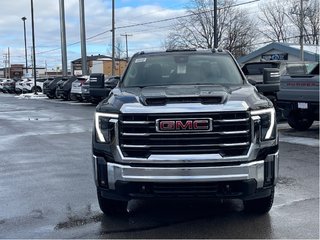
left=92, top=49, right=279, bottom=215
left=55, top=76, right=77, bottom=100
left=43, top=77, right=62, bottom=99
left=89, top=74, right=119, bottom=103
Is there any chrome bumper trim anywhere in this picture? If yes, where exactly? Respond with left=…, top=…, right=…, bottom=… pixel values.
left=97, top=151, right=279, bottom=190
left=106, top=160, right=267, bottom=190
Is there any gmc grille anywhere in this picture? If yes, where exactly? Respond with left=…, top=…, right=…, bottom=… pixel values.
left=119, top=112, right=251, bottom=158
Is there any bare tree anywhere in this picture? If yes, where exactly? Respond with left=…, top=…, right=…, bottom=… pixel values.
left=297, top=0, right=319, bottom=45
left=165, top=0, right=257, bottom=57
left=107, top=38, right=125, bottom=59
left=306, top=0, right=320, bottom=45
left=258, top=1, right=290, bottom=42
left=115, top=38, right=124, bottom=59
left=221, top=8, right=258, bottom=58
left=282, top=0, right=319, bottom=45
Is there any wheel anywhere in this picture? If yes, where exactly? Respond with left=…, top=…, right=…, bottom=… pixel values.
left=66, top=91, right=71, bottom=101
left=287, top=110, right=314, bottom=131
left=47, top=94, right=54, bottom=99
left=36, top=86, right=42, bottom=93
left=63, top=91, right=71, bottom=101
left=243, top=188, right=274, bottom=214
left=97, top=190, right=128, bottom=215
left=55, top=89, right=59, bottom=98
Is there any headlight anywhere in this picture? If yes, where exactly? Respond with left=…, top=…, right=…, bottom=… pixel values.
left=94, top=112, right=118, bottom=143
left=251, top=108, right=276, bottom=141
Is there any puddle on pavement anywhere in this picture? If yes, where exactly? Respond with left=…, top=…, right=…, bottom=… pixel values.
left=277, top=176, right=296, bottom=186
left=55, top=204, right=102, bottom=230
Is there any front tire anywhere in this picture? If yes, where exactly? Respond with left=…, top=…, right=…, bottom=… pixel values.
left=243, top=188, right=274, bottom=214
left=287, top=110, right=314, bottom=131
left=97, top=190, right=128, bottom=215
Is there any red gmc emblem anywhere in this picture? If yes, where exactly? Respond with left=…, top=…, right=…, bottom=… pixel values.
left=156, top=118, right=212, bottom=132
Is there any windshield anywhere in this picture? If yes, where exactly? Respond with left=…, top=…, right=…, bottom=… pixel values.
left=122, top=54, right=244, bottom=87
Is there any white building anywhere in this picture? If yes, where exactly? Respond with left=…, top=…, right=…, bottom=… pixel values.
left=237, top=42, right=319, bottom=64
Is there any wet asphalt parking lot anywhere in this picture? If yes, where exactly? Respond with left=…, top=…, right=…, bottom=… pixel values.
left=0, top=94, right=319, bottom=239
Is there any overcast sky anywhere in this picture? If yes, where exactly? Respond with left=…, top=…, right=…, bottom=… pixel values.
left=0, top=0, right=259, bottom=70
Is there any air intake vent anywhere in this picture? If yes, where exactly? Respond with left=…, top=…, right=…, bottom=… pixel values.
left=145, top=97, right=223, bottom=105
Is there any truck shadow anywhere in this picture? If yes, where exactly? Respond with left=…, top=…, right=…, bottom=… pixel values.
left=98, top=199, right=273, bottom=238
left=279, top=121, right=319, bottom=139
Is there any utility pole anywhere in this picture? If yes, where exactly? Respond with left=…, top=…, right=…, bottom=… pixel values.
left=213, top=0, right=218, bottom=49
left=21, top=17, right=28, bottom=74
left=121, top=33, right=132, bottom=61
left=300, top=0, right=304, bottom=61
left=8, top=47, right=10, bottom=78
left=45, top=60, right=47, bottom=77
left=3, top=53, right=8, bottom=78
left=30, top=0, right=37, bottom=94
left=59, top=0, right=68, bottom=77
left=79, top=0, right=88, bottom=75
left=112, top=0, right=115, bottom=76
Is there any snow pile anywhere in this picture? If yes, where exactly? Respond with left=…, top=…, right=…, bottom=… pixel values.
left=16, top=93, right=48, bottom=99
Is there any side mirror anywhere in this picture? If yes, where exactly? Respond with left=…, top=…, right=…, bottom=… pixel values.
left=248, top=78, right=256, bottom=86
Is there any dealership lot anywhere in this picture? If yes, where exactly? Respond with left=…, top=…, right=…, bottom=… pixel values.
left=0, top=94, right=318, bottom=238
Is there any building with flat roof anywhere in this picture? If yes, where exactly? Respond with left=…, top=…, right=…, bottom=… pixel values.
left=71, top=54, right=127, bottom=76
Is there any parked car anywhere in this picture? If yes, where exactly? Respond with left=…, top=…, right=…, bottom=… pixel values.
left=55, top=76, right=77, bottom=100
left=277, top=62, right=319, bottom=130
left=89, top=74, right=119, bottom=103
left=15, top=78, right=31, bottom=94
left=43, top=77, right=62, bottom=99
left=2, top=78, right=18, bottom=93
left=0, top=78, right=8, bottom=92
left=22, top=77, right=48, bottom=93
left=241, top=61, right=312, bottom=120
left=70, top=75, right=89, bottom=101
left=81, top=78, right=91, bottom=102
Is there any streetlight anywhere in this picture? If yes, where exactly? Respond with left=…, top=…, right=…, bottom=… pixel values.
left=21, top=17, right=28, bottom=75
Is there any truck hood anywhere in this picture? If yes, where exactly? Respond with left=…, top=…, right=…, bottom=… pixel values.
left=97, top=84, right=272, bottom=113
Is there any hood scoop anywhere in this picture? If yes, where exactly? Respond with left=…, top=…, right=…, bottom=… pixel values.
left=139, top=85, right=229, bottom=106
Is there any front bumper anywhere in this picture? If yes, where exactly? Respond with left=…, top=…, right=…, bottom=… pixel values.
left=93, top=151, right=279, bottom=200
left=70, top=92, right=83, bottom=100
left=43, top=88, right=55, bottom=96
left=56, top=89, right=67, bottom=98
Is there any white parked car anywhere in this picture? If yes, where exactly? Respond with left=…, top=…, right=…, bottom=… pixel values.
left=22, top=78, right=48, bottom=93
left=15, top=78, right=32, bottom=94
left=70, top=75, right=89, bottom=101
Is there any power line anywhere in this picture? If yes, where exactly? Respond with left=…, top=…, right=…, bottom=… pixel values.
left=38, top=0, right=261, bottom=54
left=11, top=0, right=260, bottom=59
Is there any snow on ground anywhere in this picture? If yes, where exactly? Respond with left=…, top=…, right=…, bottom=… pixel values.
left=15, top=93, right=48, bottom=99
